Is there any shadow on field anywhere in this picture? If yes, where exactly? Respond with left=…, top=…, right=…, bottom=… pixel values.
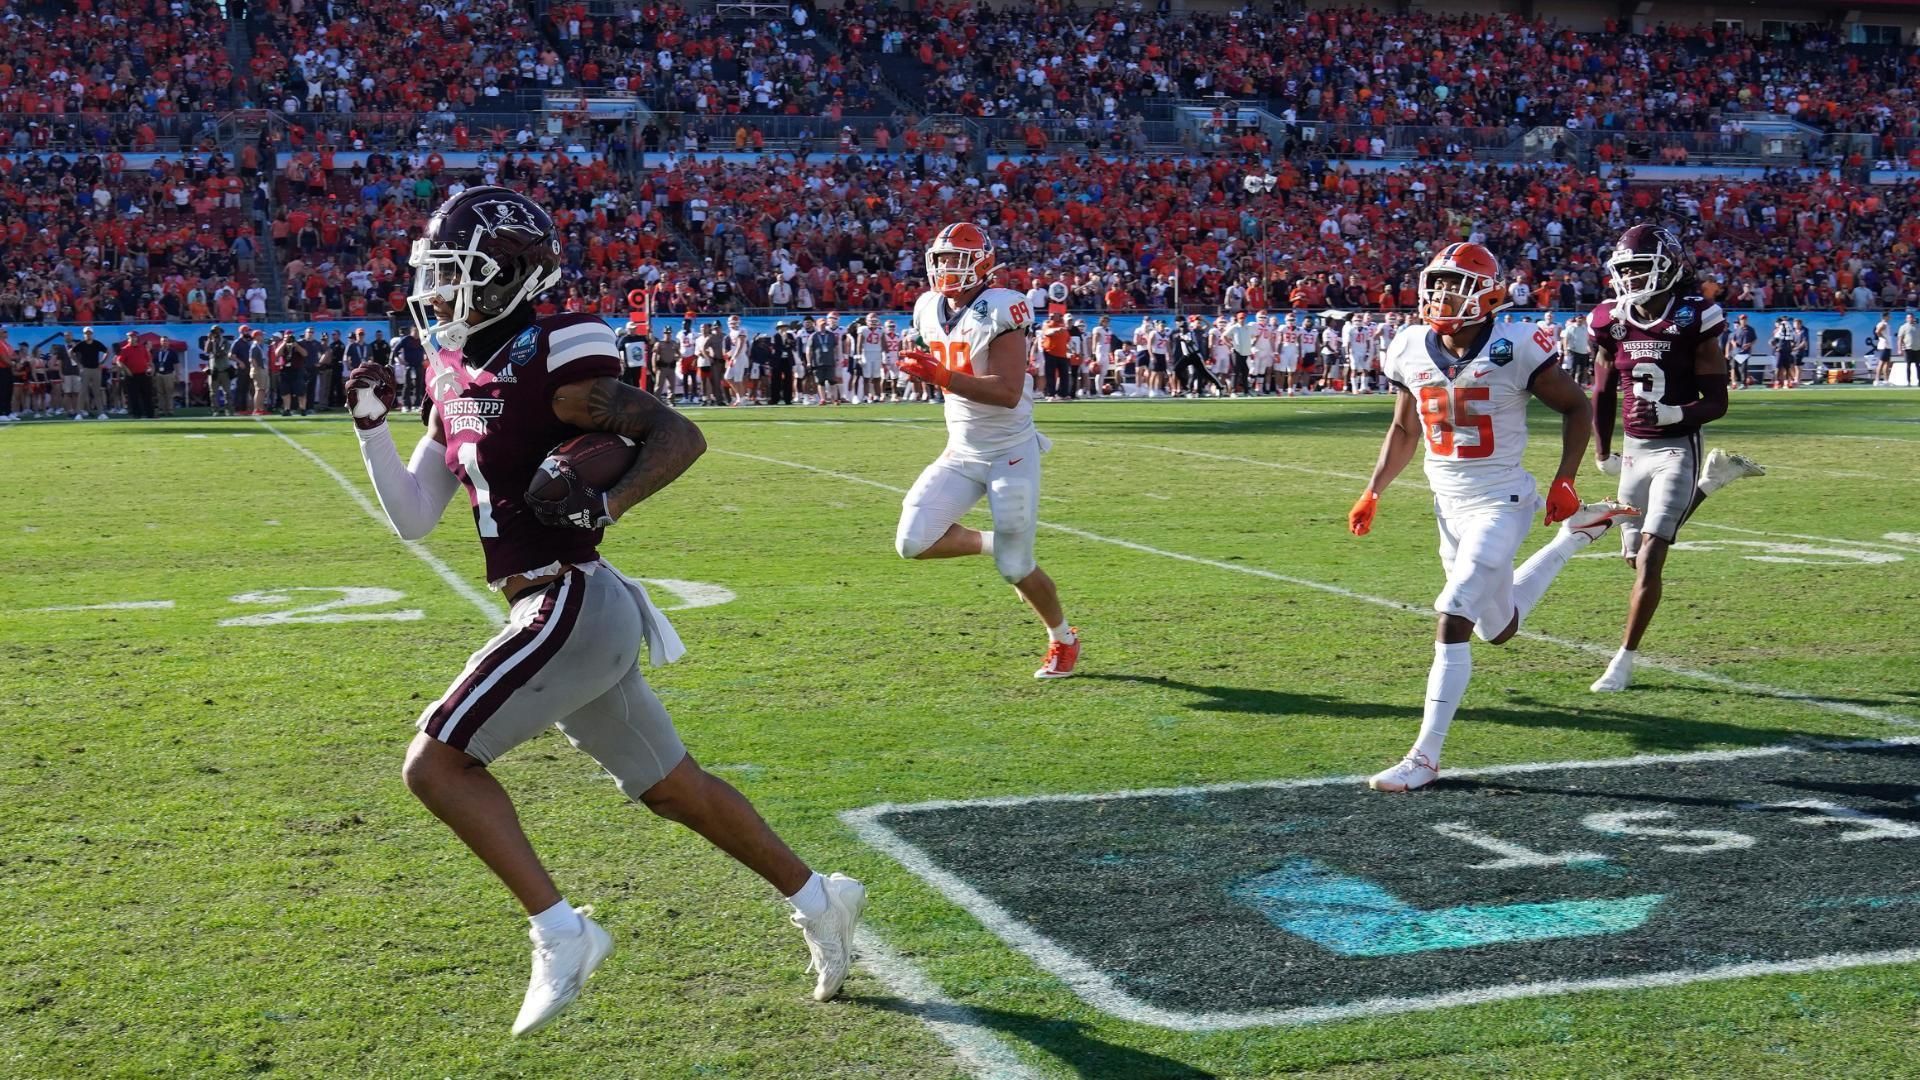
left=1655, top=682, right=1920, bottom=711
left=1086, top=674, right=1836, bottom=753
left=856, top=996, right=1216, bottom=1079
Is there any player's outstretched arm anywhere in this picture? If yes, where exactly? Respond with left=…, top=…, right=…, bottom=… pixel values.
left=900, top=331, right=1028, bottom=409
left=551, top=376, right=707, bottom=520
left=1351, top=389, right=1421, bottom=535
left=1531, top=361, right=1593, bottom=522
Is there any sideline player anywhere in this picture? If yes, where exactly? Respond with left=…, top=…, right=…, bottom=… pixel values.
left=895, top=223, right=1080, bottom=678
left=347, top=187, right=864, bottom=1035
left=1589, top=225, right=1765, bottom=692
left=1348, top=242, right=1639, bottom=792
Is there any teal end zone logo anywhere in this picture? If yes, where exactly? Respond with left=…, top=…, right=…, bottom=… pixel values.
left=1229, top=858, right=1661, bottom=957
left=852, top=740, right=1920, bottom=1028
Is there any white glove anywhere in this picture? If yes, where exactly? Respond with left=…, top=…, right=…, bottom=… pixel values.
left=1653, top=403, right=1685, bottom=427
left=1595, top=454, right=1622, bottom=477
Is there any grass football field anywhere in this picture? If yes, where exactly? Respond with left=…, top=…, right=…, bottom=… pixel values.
left=4, top=389, right=1919, bottom=1079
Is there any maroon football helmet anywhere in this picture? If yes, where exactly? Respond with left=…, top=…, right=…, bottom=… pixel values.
left=1606, top=224, right=1686, bottom=313
left=407, top=186, right=563, bottom=351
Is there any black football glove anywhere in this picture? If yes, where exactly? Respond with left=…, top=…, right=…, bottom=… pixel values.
left=525, top=463, right=616, bottom=530
left=345, top=362, right=398, bottom=430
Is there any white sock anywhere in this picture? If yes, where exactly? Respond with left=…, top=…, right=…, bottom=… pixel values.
left=1609, top=648, right=1638, bottom=671
left=1413, top=641, right=1472, bottom=764
left=529, top=898, right=581, bottom=939
left=786, top=872, right=828, bottom=920
left=1510, top=528, right=1587, bottom=627
left=978, top=531, right=995, bottom=557
left=1047, top=622, right=1075, bottom=645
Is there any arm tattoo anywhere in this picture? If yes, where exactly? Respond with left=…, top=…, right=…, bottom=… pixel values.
left=572, top=378, right=707, bottom=520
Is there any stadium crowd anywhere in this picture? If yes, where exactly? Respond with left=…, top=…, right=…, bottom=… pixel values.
left=835, top=2, right=1920, bottom=138
left=543, top=1, right=886, bottom=119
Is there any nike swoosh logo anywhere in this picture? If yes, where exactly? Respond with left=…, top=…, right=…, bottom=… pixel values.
left=1008, top=458, right=1023, bottom=466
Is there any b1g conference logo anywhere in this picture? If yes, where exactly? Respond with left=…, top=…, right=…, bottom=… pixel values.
left=845, top=739, right=1920, bottom=1028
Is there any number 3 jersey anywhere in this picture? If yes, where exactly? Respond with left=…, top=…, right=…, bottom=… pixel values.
left=911, top=287, right=1035, bottom=458
left=1380, top=321, right=1558, bottom=502
left=424, top=312, right=622, bottom=587
left=1588, top=296, right=1724, bottom=440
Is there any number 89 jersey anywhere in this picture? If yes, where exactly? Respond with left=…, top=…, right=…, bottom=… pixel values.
left=1380, top=321, right=1558, bottom=502
left=911, top=287, right=1035, bottom=458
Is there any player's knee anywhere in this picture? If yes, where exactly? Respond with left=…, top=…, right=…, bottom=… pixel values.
left=993, top=533, right=1036, bottom=583
left=894, top=518, right=938, bottom=560
left=401, top=738, right=466, bottom=799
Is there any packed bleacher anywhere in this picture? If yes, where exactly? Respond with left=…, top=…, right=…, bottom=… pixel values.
left=6, top=0, right=1920, bottom=329
left=830, top=2, right=1920, bottom=138
left=249, top=0, right=559, bottom=113
left=540, top=1, right=884, bottom=118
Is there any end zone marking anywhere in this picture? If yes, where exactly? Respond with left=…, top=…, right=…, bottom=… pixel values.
left=843, top=738, right=1920, bottom=1031
left=260, top=421, right=506, bottom=625
left=716, top=450, right=1917, bottom=729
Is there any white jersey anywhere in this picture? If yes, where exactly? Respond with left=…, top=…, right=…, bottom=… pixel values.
left=1345, top=322, right=1375, bottom=364
left=912, top=287, right=1037, bottom=457
left=1278, top=326, right=1303, bottom=357
left=1252, top=325, right=1276, bottom=360
left=1381, top=321, right=1558, bottom=503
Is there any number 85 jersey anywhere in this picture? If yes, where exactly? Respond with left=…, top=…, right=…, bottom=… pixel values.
left=1380, top=321, right=1558, bottom=502
left=911, top=287, right=1035, bottom=458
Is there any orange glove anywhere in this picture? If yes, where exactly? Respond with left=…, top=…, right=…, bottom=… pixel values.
left=1348, top=490, right=1379, bottom=536
left=898, top=349, right=951, bottom=389
left=1544, top=476, right=1581, bottom=525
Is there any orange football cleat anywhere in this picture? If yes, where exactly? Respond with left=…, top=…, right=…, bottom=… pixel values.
left=1035, top=630, right=1081, bottom=679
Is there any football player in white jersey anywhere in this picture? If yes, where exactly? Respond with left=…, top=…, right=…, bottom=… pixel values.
left=723, top=315, right=752, bottom=405
left=1348, top=242, right=1639, bottom=792
left=1344, top=313, right=1376, bottom=394
left=1250, top=313, right=1275, bottom=394
left=1276, top=314, right=1302, bottom=395
left=896, top=223, right=1081, bottom=678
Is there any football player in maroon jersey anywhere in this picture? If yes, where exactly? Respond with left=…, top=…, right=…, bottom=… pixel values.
left=345, top=187, right=864, bottom=1036
left=1589, top=225, right=1766, bottom=693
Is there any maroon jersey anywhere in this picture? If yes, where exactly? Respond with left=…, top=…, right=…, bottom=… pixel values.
left=1590, top=295, right=1724, bottom=439
left=426, top=312, right=622, bottom=585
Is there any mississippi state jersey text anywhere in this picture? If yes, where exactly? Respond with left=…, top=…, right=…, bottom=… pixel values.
left=426, top=313, right=623, bottom=585
left=1590, top=296, right=1724, bottom=439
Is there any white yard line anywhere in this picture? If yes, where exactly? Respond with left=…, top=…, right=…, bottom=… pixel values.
left=1689, top=522, right=1920, bottom=553
left=854, top=929, right=1045, bottom=1080
left=261, top=421, right=505, bottom=624
left=270, top=428, right=1023, bottom=1078
left=715, top=449, right=1916, bottom=730
left=844, top=737, right=1920, bottom=1031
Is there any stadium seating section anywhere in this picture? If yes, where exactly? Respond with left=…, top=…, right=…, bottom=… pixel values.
left=2, top=0, right=1919, bottom=323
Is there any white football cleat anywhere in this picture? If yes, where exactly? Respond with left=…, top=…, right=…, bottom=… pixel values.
left=1560, top=499, right=1641, bottom=542
left=1699, top=448, right=1765, bottom=495
left=512, top=908, right=614, bottom=1037
left=792, top=873, right=866, bottom=1001
left=1591, top=651, right=1636, bottom=693
left=1369, top=751, right=1440, bottom=792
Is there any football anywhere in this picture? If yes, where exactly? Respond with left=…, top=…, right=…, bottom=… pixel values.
left=528, top=432, right=638, bottom=502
